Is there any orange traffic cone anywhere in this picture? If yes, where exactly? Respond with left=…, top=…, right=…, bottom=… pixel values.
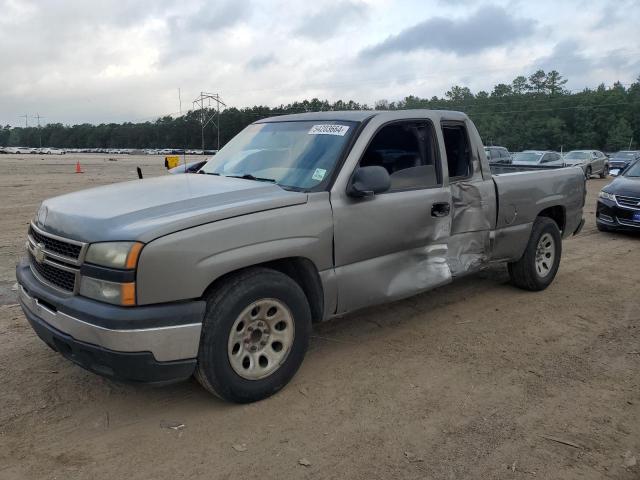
left=75, top=160, right=83, bottom=174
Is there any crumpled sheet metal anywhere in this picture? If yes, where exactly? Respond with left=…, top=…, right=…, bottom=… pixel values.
left=450, top=181, right=494, bottom=234
left=335, top=243, right=452, bottom=313
left=446, top=230, right=491, bottom=277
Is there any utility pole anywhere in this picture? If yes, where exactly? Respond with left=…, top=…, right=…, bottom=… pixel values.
left=34, top=113, right=45, bottom=147
left=19, top=114, right=28, bottom=128
left=192, top=92, right=226, bottom=151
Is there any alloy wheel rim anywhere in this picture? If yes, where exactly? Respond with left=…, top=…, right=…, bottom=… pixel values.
left=227, top=298, right=295, bottom=380
left=535, top=233, right=555, bottom=278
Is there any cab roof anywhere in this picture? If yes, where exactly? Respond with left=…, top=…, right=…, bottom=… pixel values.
left=255, top=109, right=468, bottom=124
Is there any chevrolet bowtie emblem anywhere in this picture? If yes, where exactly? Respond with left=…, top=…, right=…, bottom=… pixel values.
left=34, top=242, right=46, bottom=264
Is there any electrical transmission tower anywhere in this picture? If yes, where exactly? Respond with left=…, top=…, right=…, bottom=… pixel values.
left=34, top=113, right=45, bottom=147
left=192, top=92, right=226, bottom=151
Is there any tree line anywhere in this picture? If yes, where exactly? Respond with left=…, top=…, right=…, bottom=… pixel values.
left=1, top=70, right=638, bottom=152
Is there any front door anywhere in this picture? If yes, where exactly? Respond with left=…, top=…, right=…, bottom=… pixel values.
left=331, top=119, right=452, bottom=314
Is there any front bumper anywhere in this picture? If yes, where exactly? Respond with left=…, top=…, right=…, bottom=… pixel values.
left=596, top=199, right=640, bottom=231
left=16, top=259, right=205, bottom=383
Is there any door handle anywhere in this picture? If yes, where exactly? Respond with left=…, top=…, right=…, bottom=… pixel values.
left=431, top=202, right=451, bottom=217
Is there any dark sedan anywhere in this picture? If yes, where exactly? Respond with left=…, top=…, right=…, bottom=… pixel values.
left=597, top=160, right=640, bottom=232
left=168, top=159, right=208, bottom=174
left=608, top=151, right=640, bottom=176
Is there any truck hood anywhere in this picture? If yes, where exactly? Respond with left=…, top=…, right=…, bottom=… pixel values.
left=36, top=174, right=308, bottom=243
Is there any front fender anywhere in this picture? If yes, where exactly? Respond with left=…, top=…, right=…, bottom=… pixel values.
left=136, top=194, right=333, bottom=305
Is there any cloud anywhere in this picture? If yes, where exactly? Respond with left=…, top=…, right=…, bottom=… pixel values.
left=359, top=5, right=535, bottom=59
left=534, top=39, right=640, bottom=88
left=246, top=53, right=276, bottom=71
left=161, top=0, right=252, bottom=64
left=0, top=0, right=639, bottom=126
left=294, top=0, right=368, bottom=41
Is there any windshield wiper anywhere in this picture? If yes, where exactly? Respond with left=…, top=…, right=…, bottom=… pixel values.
left=198, top=171, right=220, bottom=175
left=226, top=173, right=276, bottom=183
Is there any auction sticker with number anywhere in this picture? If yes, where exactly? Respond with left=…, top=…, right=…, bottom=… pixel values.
left=308, top=124, right=350, bottom=136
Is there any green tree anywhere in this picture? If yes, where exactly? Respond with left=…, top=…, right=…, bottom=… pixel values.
left=607, top=118, right=633, bottom=150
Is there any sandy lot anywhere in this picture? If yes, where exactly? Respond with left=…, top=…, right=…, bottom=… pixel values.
left=0, top=154, right=638, bottom=479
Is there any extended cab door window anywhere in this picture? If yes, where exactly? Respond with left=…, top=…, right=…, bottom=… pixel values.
left=360, top=121, right=441, bottom=191
left=442, top=124, right=472, bottom=180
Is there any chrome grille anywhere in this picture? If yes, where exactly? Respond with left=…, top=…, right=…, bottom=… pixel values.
left=28, top=252, right=77, bottom=292
left=617, top=195, right=640, bottom=209
left=26, top=223, right=86, bottom=293
left=29, top=225, right=82, bottom=260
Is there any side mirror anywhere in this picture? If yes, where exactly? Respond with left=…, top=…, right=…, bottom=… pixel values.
left=348, top=166, right=391, bottom=197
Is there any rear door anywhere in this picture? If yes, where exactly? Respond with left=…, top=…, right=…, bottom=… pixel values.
left=441, top=120, right=496, bottom=275
left=331, top=118, right=452, bottom=314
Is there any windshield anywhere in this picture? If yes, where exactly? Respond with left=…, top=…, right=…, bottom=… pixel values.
left=624, top=161, right=640, bottom=177
left=513, top=152, right=543, bottom=163
left=200, top=121, right=356, bottom=190
left=612, top=152, right=635, bottom=160
left=564, top=151, right=589, bottom=161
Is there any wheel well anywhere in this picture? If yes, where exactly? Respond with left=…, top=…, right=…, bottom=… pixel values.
left=203, top=258, right=324, bottom=323
left=538, top=206, right=566, bottom=233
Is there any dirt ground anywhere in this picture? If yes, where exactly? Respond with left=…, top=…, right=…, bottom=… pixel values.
left=0, top=154, right=638, bottom=480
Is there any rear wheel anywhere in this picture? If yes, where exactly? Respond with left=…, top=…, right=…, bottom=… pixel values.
left=508, top=217, right=562, bottom=291
left=195, top=268, right=311, bottom=403
left=600, top=165, right=608, bottom=178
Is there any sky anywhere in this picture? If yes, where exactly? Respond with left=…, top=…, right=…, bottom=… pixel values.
left=1, top=0, right=639, bottom=126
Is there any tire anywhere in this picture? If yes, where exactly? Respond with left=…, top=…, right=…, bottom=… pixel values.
left=585, top=166, right=592, bottom=179
left=599, top=165, right=608, bottom=179
left=508, top=217, right=562, bottom=291
left=195, top=267, right=312, bottom=403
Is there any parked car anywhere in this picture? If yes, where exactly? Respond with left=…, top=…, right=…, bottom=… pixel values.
left=512, top=150, right=564, bottom=167
left=596, top=159, right=640, bottom=232
left=16, top=110, right=585, bottom=403
left=484, top=146, right=511, bottom=164
left=42, top=147, right=65, bottom=155
left=608, top=151, right=640, bottom=176
left=563, top=150, right=608, bottom=178
left=168, top=160, right=208, bottom=174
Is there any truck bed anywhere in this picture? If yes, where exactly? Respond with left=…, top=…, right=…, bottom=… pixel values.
left=489, top=164, right=567, bottom=175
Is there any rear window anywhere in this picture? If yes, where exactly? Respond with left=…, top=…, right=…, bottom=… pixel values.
left=513, top=152, right=543, bottom=163
left=564, top=151, right=589, bottom=160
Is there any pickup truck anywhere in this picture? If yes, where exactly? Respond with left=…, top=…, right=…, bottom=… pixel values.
left=16, top=110, right=586, bottom=403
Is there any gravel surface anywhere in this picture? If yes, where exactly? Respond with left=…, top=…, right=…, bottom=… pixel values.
left=0, top=154, right=638, bottom=479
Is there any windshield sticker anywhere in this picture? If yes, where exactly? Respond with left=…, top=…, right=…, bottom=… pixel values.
left=308, top=124, right=350, bottom=136
left=312, top=168, right=327, bottom=181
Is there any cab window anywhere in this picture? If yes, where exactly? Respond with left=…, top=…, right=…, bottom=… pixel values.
left=359, top=121, right=441, bottom=191
left=442, top=123, right=472, bottom=179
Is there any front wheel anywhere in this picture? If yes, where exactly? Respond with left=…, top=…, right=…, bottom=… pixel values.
left=508, top=217, right=562, bottom=291
left=195, top=268, right=312, bottom=403
left=585, top=166, right=592, bottom=179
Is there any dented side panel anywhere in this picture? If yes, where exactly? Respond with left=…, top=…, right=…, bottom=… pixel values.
left=331, top=186, right=452, bottom=314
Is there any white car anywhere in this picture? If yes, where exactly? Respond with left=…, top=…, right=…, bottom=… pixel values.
left=42, top=147, right=65, bottom=155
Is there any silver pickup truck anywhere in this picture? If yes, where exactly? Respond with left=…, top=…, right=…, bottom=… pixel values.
left=16, top=110, right=586, bottom=403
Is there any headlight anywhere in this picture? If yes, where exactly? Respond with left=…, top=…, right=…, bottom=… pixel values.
left=80, top=277, right=136, bottom=306
left=85, top=242, right=143, bottom=269
left=81, top=241, right=142, bottom=305
left=599, top=191, right=616, bottom=201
